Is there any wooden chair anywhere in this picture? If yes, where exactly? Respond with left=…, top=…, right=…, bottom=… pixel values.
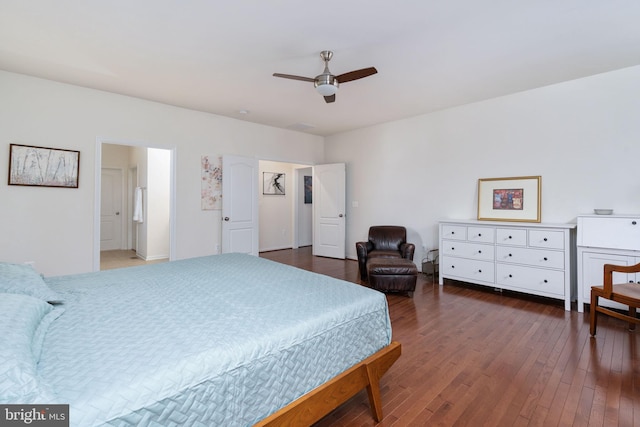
left=590, top=263, right=640, bottom=336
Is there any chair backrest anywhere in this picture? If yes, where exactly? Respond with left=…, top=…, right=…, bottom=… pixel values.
left=368, top=226, right=407, bottom=251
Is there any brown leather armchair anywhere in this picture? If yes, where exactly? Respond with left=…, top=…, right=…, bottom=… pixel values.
left=356, top=226, right=415, bottom=280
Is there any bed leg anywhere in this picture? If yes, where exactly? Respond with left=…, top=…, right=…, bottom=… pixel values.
left=364, top=341, right=402, bottom=421
left=366, top=365, right=384, bottom=421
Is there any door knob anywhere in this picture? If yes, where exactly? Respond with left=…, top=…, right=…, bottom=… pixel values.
left=338, top=214, right=344, bottom=218
left=224, top=217, right=230, bottom=221
left=115, top=212, right=120, bottom=215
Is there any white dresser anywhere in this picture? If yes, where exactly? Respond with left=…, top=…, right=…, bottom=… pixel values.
left=439, top=220, right=576, bottom=310
left=576, top=214, right=640, bottom=313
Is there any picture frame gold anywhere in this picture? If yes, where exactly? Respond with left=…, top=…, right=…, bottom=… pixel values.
left=477, top=176, right=541, bottom=222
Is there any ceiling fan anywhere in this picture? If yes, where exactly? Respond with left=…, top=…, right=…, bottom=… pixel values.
left=273, top=51, right=377, bottom=103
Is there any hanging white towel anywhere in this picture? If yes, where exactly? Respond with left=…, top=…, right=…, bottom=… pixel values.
left=133, top=187, right=144, bottom=223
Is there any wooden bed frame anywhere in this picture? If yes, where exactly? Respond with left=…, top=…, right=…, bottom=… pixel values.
left=255, top=341, right=401, bottom=426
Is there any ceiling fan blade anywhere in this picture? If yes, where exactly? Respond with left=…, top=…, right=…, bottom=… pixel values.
left=336, top=67, right=377, bottom=83
left=273, top=73, right=315, bottom=82
left=324, top=94, right=336, bottom=103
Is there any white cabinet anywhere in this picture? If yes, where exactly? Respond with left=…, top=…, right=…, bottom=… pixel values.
left=439, top=220, right=576, bottom=311
left=576, top=214, right=640, bottom=312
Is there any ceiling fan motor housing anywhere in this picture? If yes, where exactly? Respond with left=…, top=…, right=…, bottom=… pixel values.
left=314, top=74, right=339, bottom=96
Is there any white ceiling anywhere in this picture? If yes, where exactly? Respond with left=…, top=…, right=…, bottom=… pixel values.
left=1, top=1, right=639, bottom=136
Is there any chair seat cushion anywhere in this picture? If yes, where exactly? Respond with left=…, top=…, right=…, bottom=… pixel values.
left=367, top=258, right=417, bottom=276
left=368, top=250, right=404, bottom=260
left=592, top=283, right=640, bottom=302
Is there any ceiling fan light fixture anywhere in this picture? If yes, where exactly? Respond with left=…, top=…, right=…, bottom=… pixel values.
left=314, top=75, right=339, bottom=96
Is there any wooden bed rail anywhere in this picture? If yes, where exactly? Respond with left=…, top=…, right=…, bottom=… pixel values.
left=255, top=341, right=401, bottom=427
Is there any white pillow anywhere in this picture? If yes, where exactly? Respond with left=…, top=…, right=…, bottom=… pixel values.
left=0, top=262, right=62, bottom=303
left=0, top=293, right=59, bottom=403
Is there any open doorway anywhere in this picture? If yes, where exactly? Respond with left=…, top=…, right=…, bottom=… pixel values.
left=258, top=160, right=312, bottom=253
left=95, top=140, right=175, bottom=271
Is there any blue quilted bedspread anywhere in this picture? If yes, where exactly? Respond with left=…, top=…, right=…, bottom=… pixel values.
left=39, top=254, right=392, bottom=426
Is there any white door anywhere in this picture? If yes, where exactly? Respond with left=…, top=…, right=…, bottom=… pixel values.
left=101, top=168, right=123, bottom=251
left=313, top=163, right=346, bottom=259
left=222, top=155, right=259, bottom=255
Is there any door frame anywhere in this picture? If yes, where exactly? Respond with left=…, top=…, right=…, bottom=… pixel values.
left=93, top=137, right=177, bottom=272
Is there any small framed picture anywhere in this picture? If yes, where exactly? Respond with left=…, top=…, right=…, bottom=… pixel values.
left=8, top=144, right=80, bottom=188
left=477, top=176, right=541, bottom=222
left=263, top=172, right=285, bottom=195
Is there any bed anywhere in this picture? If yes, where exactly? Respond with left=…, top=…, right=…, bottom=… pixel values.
left=1, top=253, right=400, bottom=426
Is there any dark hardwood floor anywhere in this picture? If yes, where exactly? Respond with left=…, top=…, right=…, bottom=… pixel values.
left=260, top=247, right=640, bottom=427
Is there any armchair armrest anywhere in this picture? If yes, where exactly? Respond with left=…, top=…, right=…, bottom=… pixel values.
left=356, top=241, right=373, bottom=280
left=400, top=243, right=415, bottom=261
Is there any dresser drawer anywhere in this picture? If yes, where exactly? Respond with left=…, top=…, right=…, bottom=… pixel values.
left=441, top=256, right=495, bottom=283
left=442, top=241, right=494, bottom=261
left=529, top=230, right=564, bottom=249
left=467, top=226, right=495, bottom=243
left=496, top=264, right=565, bottom=297
left=496, top=246, right=564, bottom=269
left=578, top=216, right=640, bottom=251
left=496, top=228, right=527, bottom=246
left=441, top=224, right=467, bottom=241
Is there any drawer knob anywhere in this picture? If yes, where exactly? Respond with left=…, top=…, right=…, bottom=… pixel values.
left=508, top=253, right=512, bottom=257
left=633, top=221, right=637, bottom=225
left=509, top=274, right=513, bottom=278
left=543, top=279, right=548, bottom=283
left=478, top=250, right=482, bottom=254
left=478, top=233, right=482, bottom=237
left=478, top=269, right=482, bottom=273
left=543, top=257, right=548, bottom=261
left=508, top=235, right=512, bottom=239
left=451, top=247, right=455, bottom=251
left=451, top=231, right=456, bottom=234
left=543, top=238, right=548, bottom=242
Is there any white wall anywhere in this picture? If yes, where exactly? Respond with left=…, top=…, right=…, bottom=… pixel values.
left=325, top=65, right=640, bottom=264
left=0, top=70, right=324, bottom=276
left=3, top=65, right=639, bottom=275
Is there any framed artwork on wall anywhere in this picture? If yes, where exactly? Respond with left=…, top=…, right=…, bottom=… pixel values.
left=201, top=155, right=222, bottom=210
left=263, top=172, right=285, bottom=195
left=8, top=144, right=80, bottom=188
left=477, top=176, right=541, bottom=222
left=304, top=175, right=312, bottom=204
